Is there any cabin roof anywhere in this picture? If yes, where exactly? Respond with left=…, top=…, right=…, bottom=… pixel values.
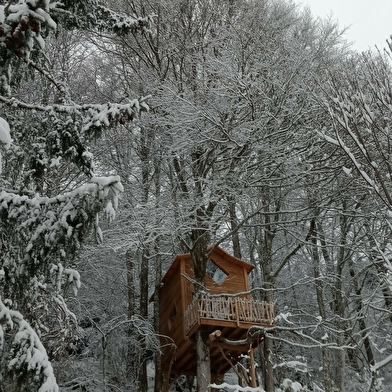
left=161, top=246, right=254, bottom=284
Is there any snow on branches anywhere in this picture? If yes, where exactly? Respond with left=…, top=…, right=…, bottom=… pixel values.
left=0, top=0, right=151, bottom=58
left=0, top=1, right=151, bottom=390
left=0, top=95, right=149, bottom=176
left=0, top=116, right=11, bottom=176
left=0, top=175, right=123, bottom=275
left=0, top=297, right=58, bottom=392
left=0, top=0, right=151, bottom=95
left=210, top=384, right=265, bottom=392
left=0, top=116, right=11, bottom=149
left=0, top=173, right=124, bottom=388
left=318, top=51, right=392, bottom=210
left=0, top=0, right=58, bottom=57
left=69, top=1, right=152, bottom=35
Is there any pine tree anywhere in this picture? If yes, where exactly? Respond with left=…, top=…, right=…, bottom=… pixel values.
left=0, top=1, right=151, bottom=390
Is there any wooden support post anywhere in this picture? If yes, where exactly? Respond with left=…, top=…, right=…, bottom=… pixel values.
left=162, top=348, right=176, bottom=392
left=249, top=345, right=258, bottom=388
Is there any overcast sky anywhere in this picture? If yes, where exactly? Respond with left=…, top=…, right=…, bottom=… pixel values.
left=299, top=0, right=392, bottom=52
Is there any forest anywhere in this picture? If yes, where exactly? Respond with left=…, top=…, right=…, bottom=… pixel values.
left=0, top=0, right=392, bottom=391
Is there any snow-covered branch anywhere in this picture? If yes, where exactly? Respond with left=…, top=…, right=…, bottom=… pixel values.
left=370, top=354, right=392, bottom=372
left=0, top=0, right=151, bottom=58
left=0, top=297, right=58, bottom=392
left=210, top=383, right=265, bottom=392
left=0, top=0, right=152, bottom=96
left=0, top=95, right=150, bottom=129
left=0, top=175, right=124, bottom=264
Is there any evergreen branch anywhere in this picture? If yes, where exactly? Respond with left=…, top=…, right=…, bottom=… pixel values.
left=0, top=94, right=150, bottom=117
left=0, top=297, right=58, bottom=392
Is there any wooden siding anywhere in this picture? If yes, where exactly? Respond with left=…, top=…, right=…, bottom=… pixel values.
left=159, top=248, right=259, bottom=357
left=159, top=247, right=274, bottom=387
left=180, top=251, right=251, bottom=311
left=160, top=262, right=184, bottom=345
left=206, top=260, right=247, bottom=295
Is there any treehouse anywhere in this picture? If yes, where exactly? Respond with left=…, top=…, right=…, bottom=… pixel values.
left=158, top=246, right=275, bottom=390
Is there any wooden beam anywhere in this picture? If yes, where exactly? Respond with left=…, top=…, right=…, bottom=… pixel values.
left=211, top=340, right=249, bottom=353
left=209, top=330, right=222, bottom=341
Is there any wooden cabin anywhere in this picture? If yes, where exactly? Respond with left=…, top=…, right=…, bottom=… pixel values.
left=158, top=246, right=275, bottom=390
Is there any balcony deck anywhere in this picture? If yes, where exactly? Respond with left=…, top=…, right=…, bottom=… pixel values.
left=162, top=295, right=275, bottom=388
left=185, top=295, right=275, bottom=338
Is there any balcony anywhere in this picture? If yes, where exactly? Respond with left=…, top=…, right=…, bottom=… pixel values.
left=184, top=295, right=275, bottom=337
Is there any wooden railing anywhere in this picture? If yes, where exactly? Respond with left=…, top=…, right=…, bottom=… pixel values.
left=184, top=295, right=275, bottom=335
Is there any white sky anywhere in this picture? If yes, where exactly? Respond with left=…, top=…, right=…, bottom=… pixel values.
left=299, top=0, right=392, bottom=52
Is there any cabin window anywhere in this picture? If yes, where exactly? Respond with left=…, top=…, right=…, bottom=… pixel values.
left=206, top=260, right=228, bottom=285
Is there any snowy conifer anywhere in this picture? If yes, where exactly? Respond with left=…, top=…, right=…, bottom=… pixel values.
left=0, top=1, right=150, bottom=390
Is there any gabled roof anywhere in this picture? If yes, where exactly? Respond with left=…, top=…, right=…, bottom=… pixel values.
left=161, top=246, right=254, bottom=284
left=208, top=246, right=254, bottom=273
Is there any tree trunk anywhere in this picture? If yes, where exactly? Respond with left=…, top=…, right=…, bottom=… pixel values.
left=125, top=249, right=138, bottom=385
left=192, top=238, right=211, bottom=391
left=229, top=198, right=242, bottom=259
left=195, top=331, right=211, bottom=392
left=153, top=158, right=163, bottom=392
left=139, top=249, right=149, bottom=392
left=348, top=258, right=375, bottom=374
left=333, top=205, right=349, bottom=391
left=190, top=209, right=211, bottom=391
left=153, top=247, right=163, bottom=392
left=364, top=223, right=392, bottom=323
left=263, top=336, right=274, bottom=392
left=139, top=124, right=152, bottom=392
left=309, top=219, right=333, bottom=391
left=260, top=203, right=275, bottom=392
